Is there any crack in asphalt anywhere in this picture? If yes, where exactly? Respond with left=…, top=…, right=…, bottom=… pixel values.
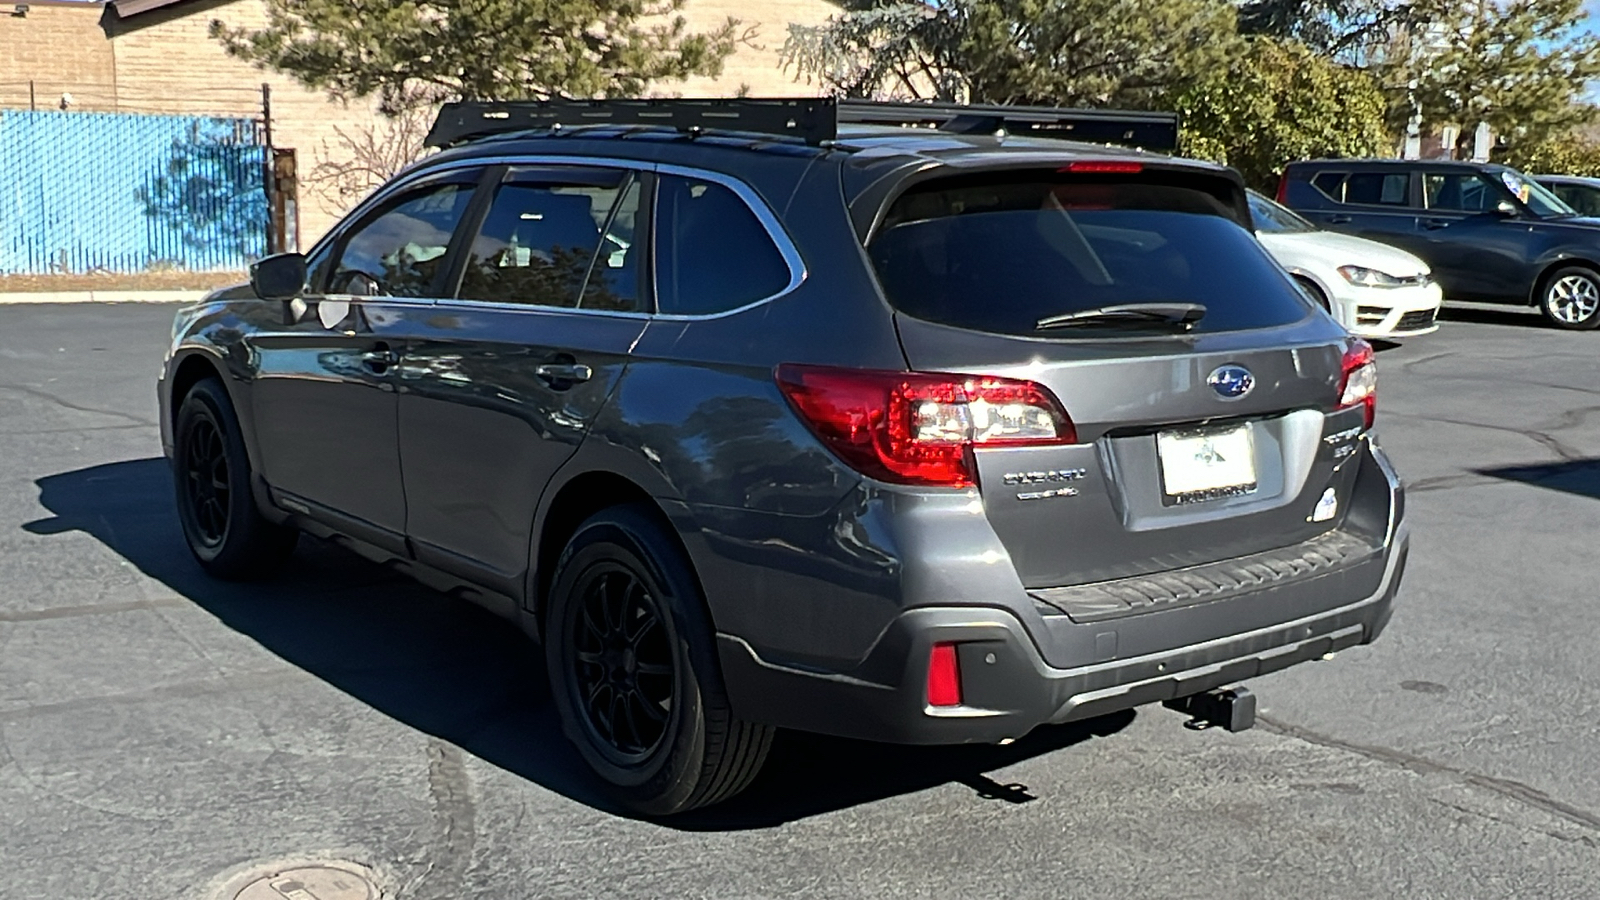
left=0, top=597, right=189, bottom=623
left=0, top=669, right=303, bottom=725
left=1426, top=797, right=1600, bottom=849
left=1259, top=715, right=1600, bottom=836
left=1386, top=410, right=1585, bottom=461
left=409, top=739, right=478, bottom=900
left=0, top=383, right=157, bottom=428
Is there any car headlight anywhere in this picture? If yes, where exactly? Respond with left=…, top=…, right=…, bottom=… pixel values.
left=1338, top=265, right=1407, bottom=288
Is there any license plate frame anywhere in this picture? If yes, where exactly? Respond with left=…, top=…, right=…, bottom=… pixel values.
left=1156, top=424, right=1258, bottom=505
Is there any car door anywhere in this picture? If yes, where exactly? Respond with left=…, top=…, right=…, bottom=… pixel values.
left=1414, top=170, right=1542, bottom=301
left=1302, top=169, right=1422, bottom=249
left=248, top=169, right=484, bottom=552
left=392, top=165, right=649, bottom=593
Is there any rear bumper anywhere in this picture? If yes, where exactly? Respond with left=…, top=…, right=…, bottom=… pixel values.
left=718, top=521, right=1407, bottom=745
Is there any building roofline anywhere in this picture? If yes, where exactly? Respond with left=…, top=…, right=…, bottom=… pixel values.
left=108, top=0, right=195, bottom=19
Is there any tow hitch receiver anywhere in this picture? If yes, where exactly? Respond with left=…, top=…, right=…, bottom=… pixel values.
left=1164, top=686, right=1256, bottom=732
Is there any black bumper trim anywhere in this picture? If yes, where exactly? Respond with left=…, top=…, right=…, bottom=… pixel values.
left=718, top=526, right=1407, bottom=745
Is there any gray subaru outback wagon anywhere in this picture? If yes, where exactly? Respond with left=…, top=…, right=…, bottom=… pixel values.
left=158, top=98, right=1408, bottom=815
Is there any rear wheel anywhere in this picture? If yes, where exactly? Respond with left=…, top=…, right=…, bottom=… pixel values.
left=1539, top=266, right=1600, bottom=330
left=545, top=505, right=772, bottom=815
left=173, top=378, right=297, bottom=579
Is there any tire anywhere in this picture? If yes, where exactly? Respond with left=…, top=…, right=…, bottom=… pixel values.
left=173, top=378, right=298, bottom=580
left=1539, top=266, right=1600, bottom=330
left=545, top=504, right=773, bottom=816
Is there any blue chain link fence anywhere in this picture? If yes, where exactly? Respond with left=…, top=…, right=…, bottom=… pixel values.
left=0, top=110, right=266, bottom=275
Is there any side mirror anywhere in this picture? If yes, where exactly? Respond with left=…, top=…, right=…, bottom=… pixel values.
left=1494, top=200, right=1519, bottom=218
left=250, top=252, right=308, bottom=301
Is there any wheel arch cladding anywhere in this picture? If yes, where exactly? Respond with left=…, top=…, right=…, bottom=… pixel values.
left=169, top=352, right=226, bottom=435
left=533, top=473, right=697, bottom=632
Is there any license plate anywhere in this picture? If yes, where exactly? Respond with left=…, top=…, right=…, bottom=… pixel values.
left=1157, top=425, right=1257, bottom=503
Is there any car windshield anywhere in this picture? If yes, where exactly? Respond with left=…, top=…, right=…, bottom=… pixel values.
left=1498, top=167, right=1577, bottom=217
left=868, top=173, right=1310, bottom=336
left=1248, top=190, right=1317, bottom=234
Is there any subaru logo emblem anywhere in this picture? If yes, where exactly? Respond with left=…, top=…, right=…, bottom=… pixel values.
left=1207, top=364, right=1254, bottom=400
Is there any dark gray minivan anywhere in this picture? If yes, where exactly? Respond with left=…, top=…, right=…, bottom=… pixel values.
left=159, top=99, right=1408, bottom=814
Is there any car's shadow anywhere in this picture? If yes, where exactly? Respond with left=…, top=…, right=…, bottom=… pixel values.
left=1437, top=304, right=1547, bottom=328
left=23, top=458, right=1133, bottom=829
left=1478, top=458, right=1600, bottom=501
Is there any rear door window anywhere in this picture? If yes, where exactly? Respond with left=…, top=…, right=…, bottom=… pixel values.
left=867, top=172, right=1309, bottom=336
left=654, top=175, right=792, bottom=315
left=1343, top=172, right=1411, bottom=206
left=1311, top=171, right=1346, bottom=201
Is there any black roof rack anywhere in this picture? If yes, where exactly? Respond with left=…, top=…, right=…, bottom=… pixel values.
left=424, top=97, right=1180, bottom=153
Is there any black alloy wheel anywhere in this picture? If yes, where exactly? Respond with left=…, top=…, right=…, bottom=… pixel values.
left=173, top=378, right=298, bottom=580
left=570, top=564, right=676, bottom=763
left=181, top=412, right=231, bottom=548
left=546, top=505, right=773, bottom=816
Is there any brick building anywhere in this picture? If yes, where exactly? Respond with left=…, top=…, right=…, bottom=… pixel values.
left=0, top=0, right=837, bottom=244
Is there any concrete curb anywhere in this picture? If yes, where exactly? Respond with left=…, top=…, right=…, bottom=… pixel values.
left=0, top=290, right=210, bottom=305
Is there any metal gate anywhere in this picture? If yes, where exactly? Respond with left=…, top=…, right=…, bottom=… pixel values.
left=0, top=110, right=267, bottom=275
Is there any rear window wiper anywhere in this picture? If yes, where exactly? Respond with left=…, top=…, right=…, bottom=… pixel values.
left=1036, top=302, right=1207, bottom=331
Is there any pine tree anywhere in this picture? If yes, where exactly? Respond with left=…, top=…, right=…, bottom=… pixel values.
left=211, top=0, right=740, bottom=115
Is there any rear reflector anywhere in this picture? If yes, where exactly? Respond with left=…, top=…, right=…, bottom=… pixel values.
left=1063, top=160, right=1144, bottom=174
left=1337, top=339, right=1377, bottom=428
left=775, top=365, right=1075, bottom=488
left=927, top=643, right=962, bottom=707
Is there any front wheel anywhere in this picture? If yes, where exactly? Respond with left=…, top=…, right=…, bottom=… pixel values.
left=173, top=378, right=298, bottom=579
left=545, top=505, right=772, bottom=816
left=1539, top=266, right=1600, bottom=330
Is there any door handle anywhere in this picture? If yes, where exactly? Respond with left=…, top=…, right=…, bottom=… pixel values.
left=361, top=342, right=400, bottom=374
left=535, top=362, right=593, bottom=387
left=1422, top=218, right=1451, bottom=230
left=1326, top=214, right=1352, bottom=225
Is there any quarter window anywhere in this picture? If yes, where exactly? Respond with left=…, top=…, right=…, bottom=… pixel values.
left=329, top=182, right=477, bottom=297
left=458, top=171, right=640, bottom=310
left=655, top=175, right=791, bottom=316
left=1424, top=173, right=1504, bottom=213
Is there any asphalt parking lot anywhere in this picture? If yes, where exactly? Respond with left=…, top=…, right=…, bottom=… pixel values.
left=2, top=301, right=1598, bottom=900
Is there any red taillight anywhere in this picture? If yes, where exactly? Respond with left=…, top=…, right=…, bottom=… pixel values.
left=1275, top=173, right=1289, bottom=204
left=1062, top=160, right=1143, bottom=174
left=927, top=643, right=962, bottom=707
left=1337, top=339, right=1377, bottom=428
left=775, top=365, right=1077, bottom=488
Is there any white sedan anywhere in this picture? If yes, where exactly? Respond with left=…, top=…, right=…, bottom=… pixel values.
left=1249, top=190, right=1442, bottom=339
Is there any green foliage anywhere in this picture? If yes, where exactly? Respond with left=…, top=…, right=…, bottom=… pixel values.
left=1167, top=37, right=1392, bottom=189
left=1496, top=132, right=1600, bottom=178
left=782, top=0, right=1241, bottom=108
left=211, top=0, right=739, bottom=115
left=1388, top=0, right=1600, bottom=154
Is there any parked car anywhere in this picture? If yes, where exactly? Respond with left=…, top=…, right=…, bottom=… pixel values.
left=159, top=98, right=1408, bottom=815
left=1532, top=174, right=1600, bottom=218
left=1279, top=159, right=1600, bottom=329
left=1248, top=190, right=1441, bottom=338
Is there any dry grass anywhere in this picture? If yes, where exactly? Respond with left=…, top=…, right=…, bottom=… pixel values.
left=0, top=270, right=247, bottom=293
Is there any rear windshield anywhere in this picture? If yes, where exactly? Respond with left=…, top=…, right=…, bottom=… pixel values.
left=868, top=173, right=1312, bottom=336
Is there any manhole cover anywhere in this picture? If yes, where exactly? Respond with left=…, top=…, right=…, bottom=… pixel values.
left=222, top=861, right=379, bottom=900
